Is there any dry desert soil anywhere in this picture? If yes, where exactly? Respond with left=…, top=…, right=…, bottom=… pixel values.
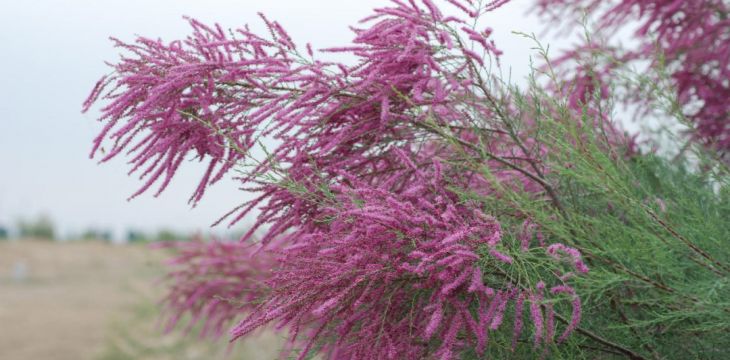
left=0, top=240, right=281, bottom=360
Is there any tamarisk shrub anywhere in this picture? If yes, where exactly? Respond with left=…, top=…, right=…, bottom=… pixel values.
left=225, top=154, right=587, bottom=359
left=84, top=0, right=610, bottom=358
left=160, top=154, right=588, bottom=359
left=534, top=0, right=730, bottom=154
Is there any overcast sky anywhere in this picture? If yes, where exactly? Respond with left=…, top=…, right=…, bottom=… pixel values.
left=0, top=0, right=570, bottom=239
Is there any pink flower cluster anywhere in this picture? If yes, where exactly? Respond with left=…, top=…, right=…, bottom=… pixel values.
left=162, top=160, right=587, bottom=357
left=157, top=239, right=276, bottom=338
left=231, top=154, right=524, bottom=357
left=535, top=0, right=730, bottom=153
left=547, top=243, right=590, bottom=275
left=85, top=0, right=592, bottom=358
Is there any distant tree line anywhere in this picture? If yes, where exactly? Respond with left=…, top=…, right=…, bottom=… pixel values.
left=0, top=215, right=196, bottom=243
left=17, top=215, right=55, bottom=240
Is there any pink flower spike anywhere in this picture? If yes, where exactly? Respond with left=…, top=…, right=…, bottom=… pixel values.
left=489, top=249, right=513, bottom=264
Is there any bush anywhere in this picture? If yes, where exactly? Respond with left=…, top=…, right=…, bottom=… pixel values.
left=18, top=215, right=55, bottom=241
left=83, top=0, right=729, bottom=358
left=80, top=228, right=113, bottom=242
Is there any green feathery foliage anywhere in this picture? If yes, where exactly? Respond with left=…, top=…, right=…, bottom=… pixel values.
left=450, top=36, right=730, bottom=359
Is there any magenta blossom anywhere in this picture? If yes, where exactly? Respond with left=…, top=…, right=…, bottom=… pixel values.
left=535, top=0, right=730, bottom=154
left=84, top=1, right=592, bottom=358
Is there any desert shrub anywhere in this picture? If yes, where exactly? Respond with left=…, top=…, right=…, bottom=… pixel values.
left=83, top=1, right=729, bottom=358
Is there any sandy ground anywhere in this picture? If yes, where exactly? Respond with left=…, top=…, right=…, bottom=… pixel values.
left=0, top=240, right=282, bottom=360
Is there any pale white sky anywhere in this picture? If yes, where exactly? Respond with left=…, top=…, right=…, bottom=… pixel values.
left=0, top=0, right=572, bottom=239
